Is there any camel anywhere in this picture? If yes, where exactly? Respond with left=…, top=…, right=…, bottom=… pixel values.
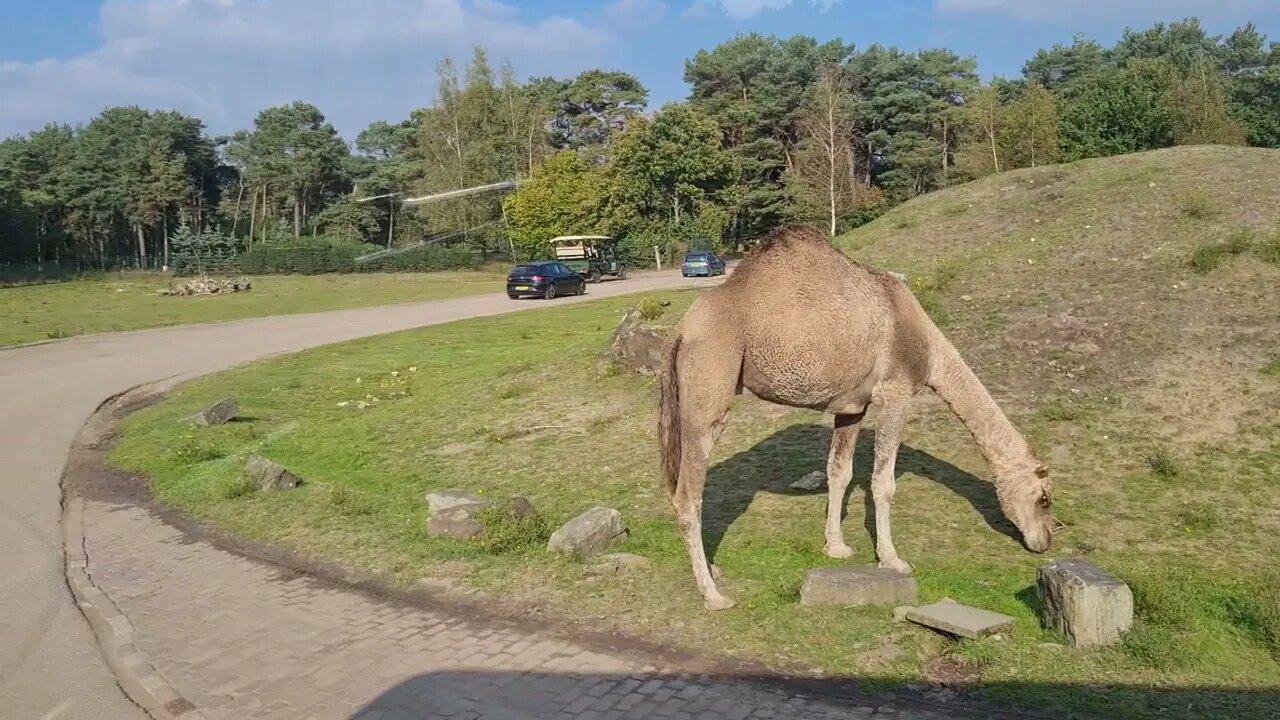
left=658, top=226, right=1054, bottom=611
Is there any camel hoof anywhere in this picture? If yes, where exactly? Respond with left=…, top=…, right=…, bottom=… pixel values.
left=704, top=595, right=737, bottom=611
left=709, top=563, right=725, bottom=580
left=879, top=558, right=914, bottom=575
left=824, top=542, right=855, bottom=559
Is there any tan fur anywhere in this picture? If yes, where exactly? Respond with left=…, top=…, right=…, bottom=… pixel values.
left=658, top=226, right=1054, bottom=611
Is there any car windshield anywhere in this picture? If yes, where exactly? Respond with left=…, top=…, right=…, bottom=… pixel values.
left=512, top=264, right=549, bottom=274
left=685, top=253, right=710, bottom=261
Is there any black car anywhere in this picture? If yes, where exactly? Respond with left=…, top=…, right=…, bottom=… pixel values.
left=507, top=261, right=586, bottom=300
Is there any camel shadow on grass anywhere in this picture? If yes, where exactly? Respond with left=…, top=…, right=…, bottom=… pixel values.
left=702, top=423, right=1020, bottom=563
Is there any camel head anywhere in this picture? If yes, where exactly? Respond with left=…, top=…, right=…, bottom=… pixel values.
left=994, top=460, right=1054, bottom=553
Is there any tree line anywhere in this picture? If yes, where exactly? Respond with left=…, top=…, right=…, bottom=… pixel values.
left=1, top=18, right=1277, bottom=270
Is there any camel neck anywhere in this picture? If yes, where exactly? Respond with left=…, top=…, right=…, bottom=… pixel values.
left=925, top=335, right=1030, bottom=472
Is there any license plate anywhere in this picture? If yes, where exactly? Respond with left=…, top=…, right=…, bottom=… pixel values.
left=514, top=285, right=530, bottom=290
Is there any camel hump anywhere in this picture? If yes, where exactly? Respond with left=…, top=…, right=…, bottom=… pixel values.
left=754, top=225, right=832, bottom=254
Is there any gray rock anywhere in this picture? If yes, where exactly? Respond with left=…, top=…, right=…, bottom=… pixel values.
left=893, top=605, right=914, bottom=622
left=425, top=489, right=490, bottom=515
left=188, top=398, right=238, bottom=426
left=799, top=567, right=918, bottom=608
left=599, top=309, right=667, bottom=375
left=548, top=507, right=627, bottom=558
left=906, top=601, right=1014, bottom=639
left=789, top=470, right=826, bottom=492
left=427, top=503, right=489, bottom=539
left=243, top=454, right=300, bottom=491
left=1037, top=558, right=1133, bottom=648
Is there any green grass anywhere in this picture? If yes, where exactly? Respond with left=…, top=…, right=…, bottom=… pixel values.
left=111, top=287, right=1280, bottom=720
left=110, top=148, right=1280, bottom=719
left=0, top=270, right=507, bottom=347
left=1179, top=192, right=1219, bottom=220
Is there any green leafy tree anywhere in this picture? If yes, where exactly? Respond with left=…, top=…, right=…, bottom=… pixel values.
left=1059, top=60, right=1177, bottom=160
left=608, top=104, right=735, bottom=230
left=1167, top=58, right=1249, bottom=146
left=789, top=62, right=860, bottom=236
left=1023, top=35, right=1107, bottom=94
left=1003, top=81, right=1061, bottom=168
left=502, top=151, right=603, bottom=258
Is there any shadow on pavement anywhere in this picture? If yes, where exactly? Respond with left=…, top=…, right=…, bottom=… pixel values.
left=347, top=669, right=1280, bottom=720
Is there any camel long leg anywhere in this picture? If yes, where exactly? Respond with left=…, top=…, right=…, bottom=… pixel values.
left=671, top=408, right=734, bottom=610
left=824, top=411, right=865, bottom=558
left=871, top=402, right=913, bottom=574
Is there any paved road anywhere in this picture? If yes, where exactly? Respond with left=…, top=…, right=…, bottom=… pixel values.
left=0, top=272, right=724, bottom=720
left=1, top=269, right=1000, bottom=720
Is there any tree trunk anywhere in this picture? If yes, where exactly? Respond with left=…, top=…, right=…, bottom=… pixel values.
left=162, top=212, right=170, bottom=269
left=248, top=184, right=258, bottom=249
left=261, top=186, right=269, bottom=245
left=672, top=187, right=680, bottom=225
left=231, top=181, right=245, bottom=236
left=387, top=197, right=395, bottom=249
left=293, top=190, right=302, bottom=238
left=136, top=224, right=147, bottom=268
left=941, top=118, right=949, bottom=182
left=988, top=126, right=1001, bottom=174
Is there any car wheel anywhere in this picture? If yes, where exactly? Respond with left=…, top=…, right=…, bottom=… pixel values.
left=508, top=293, right=518, bottom=300
left=619, top=268, right=628, bottom=280
left=589, top=270, right=601, bottom=284
left=545, top=283, right=557, bottom=300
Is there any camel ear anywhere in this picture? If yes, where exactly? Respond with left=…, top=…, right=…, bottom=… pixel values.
left=1034, top=465, right=1049, bottom=479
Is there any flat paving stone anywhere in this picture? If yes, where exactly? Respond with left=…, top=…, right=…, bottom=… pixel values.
left=905, top=601, right=1014, bottom=639
left=800, top=567, right=918, bottom=607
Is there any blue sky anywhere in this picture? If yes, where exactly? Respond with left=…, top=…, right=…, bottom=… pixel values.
left=2, top=0, right=1278, bottom=140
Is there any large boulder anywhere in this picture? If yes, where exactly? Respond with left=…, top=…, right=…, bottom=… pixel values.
left=187, top=399, right=238, bottom=426
left=799, top=567, right=918, bottom=607
left=243, top=454, right=300, bottom=491
left=1037, top=558, right=1133, bottom=648
left=424, top=490, right=492, bottom=539
left=548, top=507, right=627, bottom=558
left=599, top=308, right=667, bottom=375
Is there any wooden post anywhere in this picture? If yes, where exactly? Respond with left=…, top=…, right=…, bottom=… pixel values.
left=654, top=246, right=661, bottom=271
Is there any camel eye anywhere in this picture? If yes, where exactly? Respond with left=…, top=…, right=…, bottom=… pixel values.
left=1038, top=493, right=1052, bottom=509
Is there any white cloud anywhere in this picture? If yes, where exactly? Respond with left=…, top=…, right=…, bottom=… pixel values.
left=684, top=0, right=840, bottom=21
left=603, top=0, right=669, bottom=27
left=935, top=0, right=1276, bottom=26
left=0, top=0, right=615, bottom=138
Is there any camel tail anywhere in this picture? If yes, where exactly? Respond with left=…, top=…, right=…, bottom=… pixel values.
left=659, top=333, right=682, bottom=498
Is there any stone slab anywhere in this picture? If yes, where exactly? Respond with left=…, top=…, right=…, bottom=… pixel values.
left=243, top=454, right=300, bottom=491
left=800, top=567, right=918, bottom=607
left=906, top=601, right=1014, bottom=639
left=186, top=398, right=238, bottom=426
left=424, top=489, right=490, bottom=515
left=1037, top=558, right=1133, bottom=648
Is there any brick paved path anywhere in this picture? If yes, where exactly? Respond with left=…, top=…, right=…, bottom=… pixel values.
left=83, top=499, right=978, bottom=720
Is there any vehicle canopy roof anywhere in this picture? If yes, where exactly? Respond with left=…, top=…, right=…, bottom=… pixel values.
left=549, top=235, right=613, bottom=244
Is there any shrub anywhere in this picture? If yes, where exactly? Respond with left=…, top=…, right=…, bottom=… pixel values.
left=472, top=502, right=552, bottom=555
left=353, top=244, right=481, bottom=273
left=1145, top=446, right=1181, bottom=478
left=1179, top=193, right=1218, bottom=220
left=1189, top=229, right=1252, bottom=274
left=1255, top=229, right=1280, bottom=266
left=636, top=296, right=667, bottom=322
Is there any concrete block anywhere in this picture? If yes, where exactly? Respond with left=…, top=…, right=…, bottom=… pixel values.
left=1037, top=558, right=1133, bottom=648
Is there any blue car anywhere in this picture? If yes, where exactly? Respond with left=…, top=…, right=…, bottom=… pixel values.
left=681, top=251, right=726, bottom=277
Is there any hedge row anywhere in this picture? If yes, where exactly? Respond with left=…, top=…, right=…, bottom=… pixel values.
left=236, top=243, right=481, bottom=275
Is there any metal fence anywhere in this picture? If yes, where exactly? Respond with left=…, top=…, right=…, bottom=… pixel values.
left=0, top=257, right=167, bottom=287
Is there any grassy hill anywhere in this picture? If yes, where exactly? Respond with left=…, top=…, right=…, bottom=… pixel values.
left=112, top=147, right=1280, bottom=720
